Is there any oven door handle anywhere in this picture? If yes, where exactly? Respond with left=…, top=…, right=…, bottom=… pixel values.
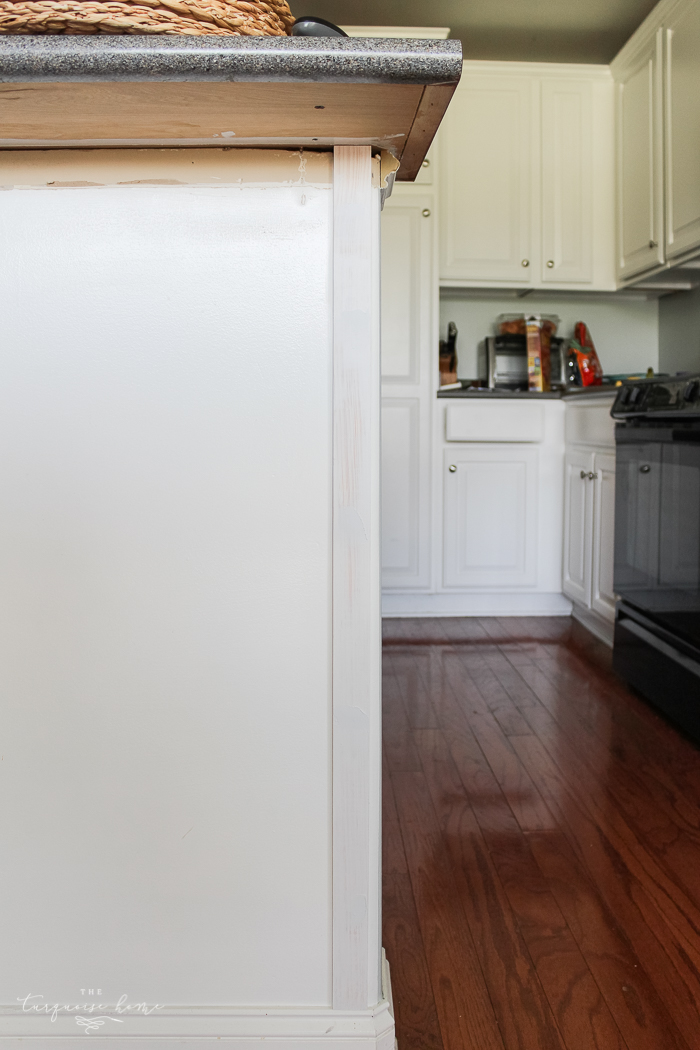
left=620, top=617, right=700, bottom=680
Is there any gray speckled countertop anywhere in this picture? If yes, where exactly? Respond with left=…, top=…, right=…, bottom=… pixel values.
left=0, top=35, right=463, bottom=83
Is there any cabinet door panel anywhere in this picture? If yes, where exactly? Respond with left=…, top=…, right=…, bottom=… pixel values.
left=541, top=79, right=593, bottom=283
left=613, top=442, right=661, bottom=596
left=443, top=446, right=537, bottom=588
left=591, top=452, right=617, bottom=622
left=382, top=399, right=421, bottom=582
left=615, top=34, right=664, bottom=278
left=381, top=202, right=426, bottom=383
left=666, top=5, right=700, bottom=259
left=439, top=75, right=532, bottom=282
left=563, top=448, right=593, bottom=606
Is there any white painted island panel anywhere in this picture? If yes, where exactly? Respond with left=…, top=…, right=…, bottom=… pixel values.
left=0, top=151, right=334, bottom=1006
left=0, top=147, right=392, bottom=1050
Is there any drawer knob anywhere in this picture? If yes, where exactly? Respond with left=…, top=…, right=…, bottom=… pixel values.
left=547, top=260, right=555, bottom=268
left=449, top=464, right=457, bottom=473
left=422, top=208, right=431, bottom=218
left=640, top=464, right=651, bottom=473
left=580, top=470, right=587, bottom=479
left=589, top=472, right=598, bottom=480
left=521, top=259, right=530, bottom=267
left=649, top=240, right=658, bottom=249
left=422, top=159, right=431, bottom=168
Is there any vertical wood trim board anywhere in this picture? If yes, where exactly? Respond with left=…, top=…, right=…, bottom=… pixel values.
left=332, top=145, right=380, bottom=1011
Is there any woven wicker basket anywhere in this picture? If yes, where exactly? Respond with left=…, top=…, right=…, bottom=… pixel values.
left=0, top=0, right=294, bottom=35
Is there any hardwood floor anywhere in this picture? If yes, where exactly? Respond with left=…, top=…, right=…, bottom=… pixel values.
left=382, top=616, right=700, bottom=1050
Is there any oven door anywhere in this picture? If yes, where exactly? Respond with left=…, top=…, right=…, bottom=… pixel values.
left=614, top=425, right=700, bottom=650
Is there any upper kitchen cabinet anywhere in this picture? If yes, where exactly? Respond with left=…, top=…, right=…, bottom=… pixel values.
left=612, top=28, right=664, bottom=279
left=439, top=70, right=533, bottom=283
left=439, top=62, right=615, bottom=291
left=665, top=0, right=700, bottom=260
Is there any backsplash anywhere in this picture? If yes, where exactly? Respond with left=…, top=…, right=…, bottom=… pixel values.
left=440, top=293, right=659, bottom=380
left=659, top=287, right=700, bottom=375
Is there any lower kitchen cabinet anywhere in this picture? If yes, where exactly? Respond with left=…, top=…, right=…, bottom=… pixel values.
left=563, top=394, right=617, bottom=640
left=563, top=449, right=616, bottom=620
left=381, top=398, right=423, bottom=581
left=591, top=452, right=616, bottom=620
left=443, top=444, right=538, bottom=588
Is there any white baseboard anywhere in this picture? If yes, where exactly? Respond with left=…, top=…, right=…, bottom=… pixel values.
left=0, top=1002, right=395, bottom=1049
left=570, top=602, right=614, bottom=647
left=381, top=949, right=397, bottom=1050
left=382, top=591, right=573, bottom=618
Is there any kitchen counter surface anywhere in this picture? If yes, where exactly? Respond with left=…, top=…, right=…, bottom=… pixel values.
left=0, top=36, right=462, bottom=178
left=438, top=385, right=620, bottom=400
left=0, top=35, right=461, bottom=85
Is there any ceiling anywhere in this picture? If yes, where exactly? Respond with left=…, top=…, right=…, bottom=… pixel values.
left=291, top=0, right=660, bottom=63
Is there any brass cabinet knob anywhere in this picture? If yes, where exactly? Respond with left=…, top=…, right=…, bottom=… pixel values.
left=422, top=208, right=431, bottom=218
left=580, top=470, right=587, bottom=479
left=547, top=260, right=555, bottom=268
left=521, top=259, right=530, bottom=267
left=649, top=240, right=658, bottom=249
left=422, top=159, right=431, bottom=168
left=449, top=464, right=457, bottom=473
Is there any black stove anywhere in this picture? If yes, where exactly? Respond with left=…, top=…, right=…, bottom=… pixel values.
left=612, top=374, right=700, bottom=743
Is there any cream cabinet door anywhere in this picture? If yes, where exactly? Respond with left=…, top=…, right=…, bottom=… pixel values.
left=541, top=78, right=593, bottom=283
left=615, top=31, right=664, bottom=278
left=381, top=199, right=431, bottom=385
left=381, top=399, right=422, bottom=582
left=666, top=2, right=700, bottom=259
left=591, top=452, right=617, bottom=621
left=443, top=445, right=538, bottom=588
left=439, top=73, right=533, bottom=282
left=380, top=192, right=433, bottom=589
left=563, top=448, right=593, bottom=606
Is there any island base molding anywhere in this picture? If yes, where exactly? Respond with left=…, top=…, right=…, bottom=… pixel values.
left=0, top=1004, right=395, bottom=1049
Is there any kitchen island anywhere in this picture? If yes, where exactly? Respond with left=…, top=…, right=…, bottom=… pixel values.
left=0, top=34, right=461, bottom=1050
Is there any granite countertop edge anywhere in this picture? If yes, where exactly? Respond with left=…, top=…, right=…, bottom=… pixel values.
left=0, top=35, right=463, bottom=83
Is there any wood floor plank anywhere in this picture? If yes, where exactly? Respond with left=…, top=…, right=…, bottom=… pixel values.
left=441, top=650, right=556, bottom=834
left=383, top=665, right=422, bottom=773
left=383, top=748, right=408, bottom=877
left=383, top=617, right=700, bottom=1050
left=519, top=654, right=700, bottom=908
left=422, top=652, right=629, bottom=1050
left=383, top=871, right=445, bottom=1050
left=389, top=650, right=441, bottom=730
left=393, top=769, right=507, bottom=1050
left=512, top=656, right=700, bottom=919
left=415, top=727, right=569, bottom=1050
left=512, top=731, right=700, bottom=1048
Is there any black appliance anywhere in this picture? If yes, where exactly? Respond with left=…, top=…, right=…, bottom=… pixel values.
left=612, top=373, right=700, bottom=743
left=291, top=16, right=347, bottom=36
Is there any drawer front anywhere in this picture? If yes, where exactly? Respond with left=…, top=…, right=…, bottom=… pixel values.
left=445, top=401, right=544, bottom=442
left=565, top=400, right=616, bottom=447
